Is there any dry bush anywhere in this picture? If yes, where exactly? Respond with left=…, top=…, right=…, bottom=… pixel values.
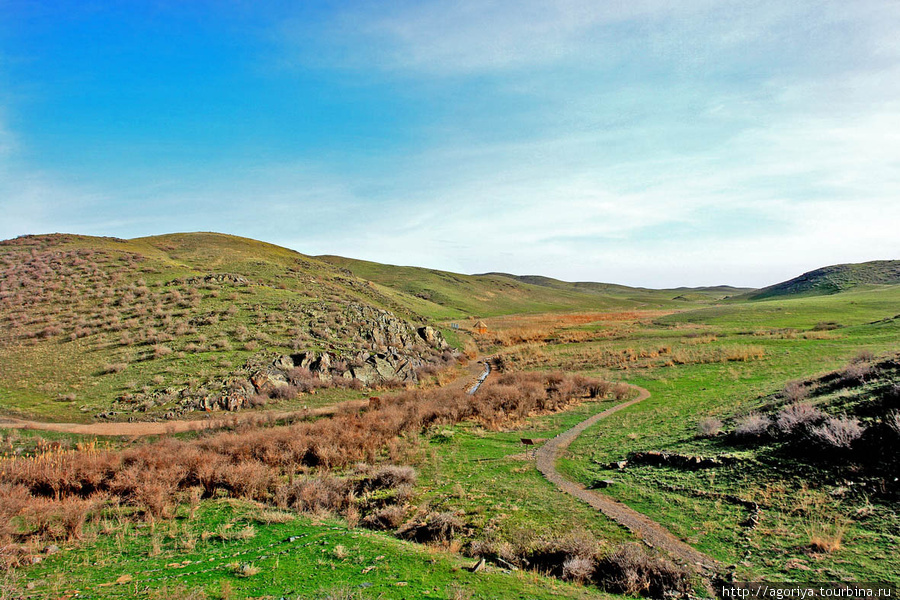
left=805, top=515, right=848, bottom=553
left=361, top=505, right=409, bottom=531
left=357, top=465, right=416, bottom=491
left=852, top=350, right=875, bottom=363
left=776, top=403, right=824, bottom=435
left=734, top=413, right=772, bottom=438
left=840, top=362, right=874, bottom=384
left=103, top=362, right=128, bottom=375
left=274, top=477, right=352, bottom=514
left=398, top=510, right=466, bottom=543
left=0, top=369, right=607, bottom=558
left=562, top=555, right=595, bottom=583
left=268, top=385, right=299, bottom=400
left=594, top=543, right=691, bottom=598
left=697, top=417, right=722, bottom=438
left=215, top=461, right=276, bottom=501
left=810, top=416, right=864, bottom=449
left=152, top=344, right=173, bottom=359
left=783, top=381, right=809, bottom=403
left=887, top=411, right=900, bottom=437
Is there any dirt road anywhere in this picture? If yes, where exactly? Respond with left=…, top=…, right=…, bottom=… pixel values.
left=0, top=401, right=370, bottom=436
left=0, top=357, right=493, bottom=437
left=534, top=384, right=721, bottom=578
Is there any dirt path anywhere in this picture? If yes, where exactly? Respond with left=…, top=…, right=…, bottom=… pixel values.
left=0, top=356, right=494, bottom=437
left=534, top=384, right=721, bottom=579
left=0, top=401, right=369, bottom=436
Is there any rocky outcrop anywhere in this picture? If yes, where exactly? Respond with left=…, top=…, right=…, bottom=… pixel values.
left=176, top=273, right=249, bottom=286
left=111, top=301, right=458, bottom=415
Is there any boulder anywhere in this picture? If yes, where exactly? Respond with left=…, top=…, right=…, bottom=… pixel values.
left=250, top=369, right=290, bottom=394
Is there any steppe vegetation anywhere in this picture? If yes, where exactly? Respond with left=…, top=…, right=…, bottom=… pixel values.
left=0, top=234, right=460, bottom=423
left=2, top=233, right=899, bottom=597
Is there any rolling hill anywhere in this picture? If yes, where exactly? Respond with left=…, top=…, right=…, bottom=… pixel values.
left=483, top=272, right=753, bottom=303
left=3, top=231, right=895, bottom=424
left=316, top=258, right=747, bottom=318
left=741, top=260, right=900, bottom=301
left=0, top=233, right=463, bottom=422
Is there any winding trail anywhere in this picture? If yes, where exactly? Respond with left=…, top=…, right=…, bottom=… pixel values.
left=534, top=383, right=721, bottom=578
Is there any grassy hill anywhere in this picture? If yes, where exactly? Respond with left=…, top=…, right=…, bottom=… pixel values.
left=317, top=257, right=747, bottom=319
left=3, top=232, right=894, bottom=425
left=4, top=232, right=707, bottom=422
left=741, top=260, right=900, bottom=301
left=0, top=233, right=461, bottom=422
left=484, top=272, right=753, bottom=304
left=316, top=256, right=647, bottom=319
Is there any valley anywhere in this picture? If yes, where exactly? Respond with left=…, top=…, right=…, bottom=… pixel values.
left=1, top=233, right=899, bottom=598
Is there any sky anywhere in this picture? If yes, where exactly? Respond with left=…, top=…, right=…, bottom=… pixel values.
left=0, top=1, right=898, bottom=288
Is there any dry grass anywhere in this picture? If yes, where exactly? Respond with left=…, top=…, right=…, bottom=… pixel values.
left=0, top=370, right=610, bottom=566
left=477, top=311, right=673, bottom=347
left=805, top=515, right=849, bottom=553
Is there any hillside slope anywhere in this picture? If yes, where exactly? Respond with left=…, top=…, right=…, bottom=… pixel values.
left=484, top=272, right=753, bottom=304
left=742, top=260, right=900, bottom=301
left=316, top=256, right=732, bottom=318
left=0, top=233, right=457, bottom=422
left=316, top=256, right=646, bottom=319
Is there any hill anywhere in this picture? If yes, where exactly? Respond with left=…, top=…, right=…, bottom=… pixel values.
left=483, top=272, right=753, bottom=303
left=741, top=260, right=900, bottom=301
left=316, top=256, right=644, bottom=319
left=0, top=233, right=459, bottom=422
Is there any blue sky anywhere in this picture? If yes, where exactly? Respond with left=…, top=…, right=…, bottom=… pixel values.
left=1, top=1, right=898, bottom=287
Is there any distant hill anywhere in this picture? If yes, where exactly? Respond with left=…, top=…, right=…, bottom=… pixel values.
left=481, top=273, right=754, bottom=303
left=741, top=260, right=900, bottom=301
left=316, top=257, right=642, bottom=319
left=316, top=258, right=743, bottom=319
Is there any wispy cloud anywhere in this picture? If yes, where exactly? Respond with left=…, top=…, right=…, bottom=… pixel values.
left=1, top=2, right=898, bottom=287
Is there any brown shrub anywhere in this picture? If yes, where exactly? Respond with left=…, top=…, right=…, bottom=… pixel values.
left=776, top=403, right=824, bottom=434
left=274, top=477, right=351, bottom=514
left=562, top=555, right=595, bottom=583
left=783, top=381, right=809, bottom=403
left=103, top=362, right=128, bottom=374
left=840, top=362, right=873, bottom=384
left=358, top=465, right=417, bottom=492
left=697, top=417, right=722, bottom=438
left=361, top=505, right=409, bottom=531
left=398, top=510, right=466, bottom=543
left=594, top=543, right=691, bottom=598
left=215, top=461, right=276, bottom=501
left=734, top=413, right=771, bottom=438
left=810, top=416, right=864, bottom=449
left=152, top=344, right=173, bottom=359
left=268, top=385, right=299, bottom=400
left=0, top=369, right=609, bottom=556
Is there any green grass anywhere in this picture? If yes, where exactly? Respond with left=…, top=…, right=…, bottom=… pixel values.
left=14, top=499, right=611, bottom=599
left=740, top=259, right=900, bottom=300
left=317, top=255, right=650, bottom=319
left=418, top=398, right=635, bottom=547
left=529, top=294, right=900, bottom=584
